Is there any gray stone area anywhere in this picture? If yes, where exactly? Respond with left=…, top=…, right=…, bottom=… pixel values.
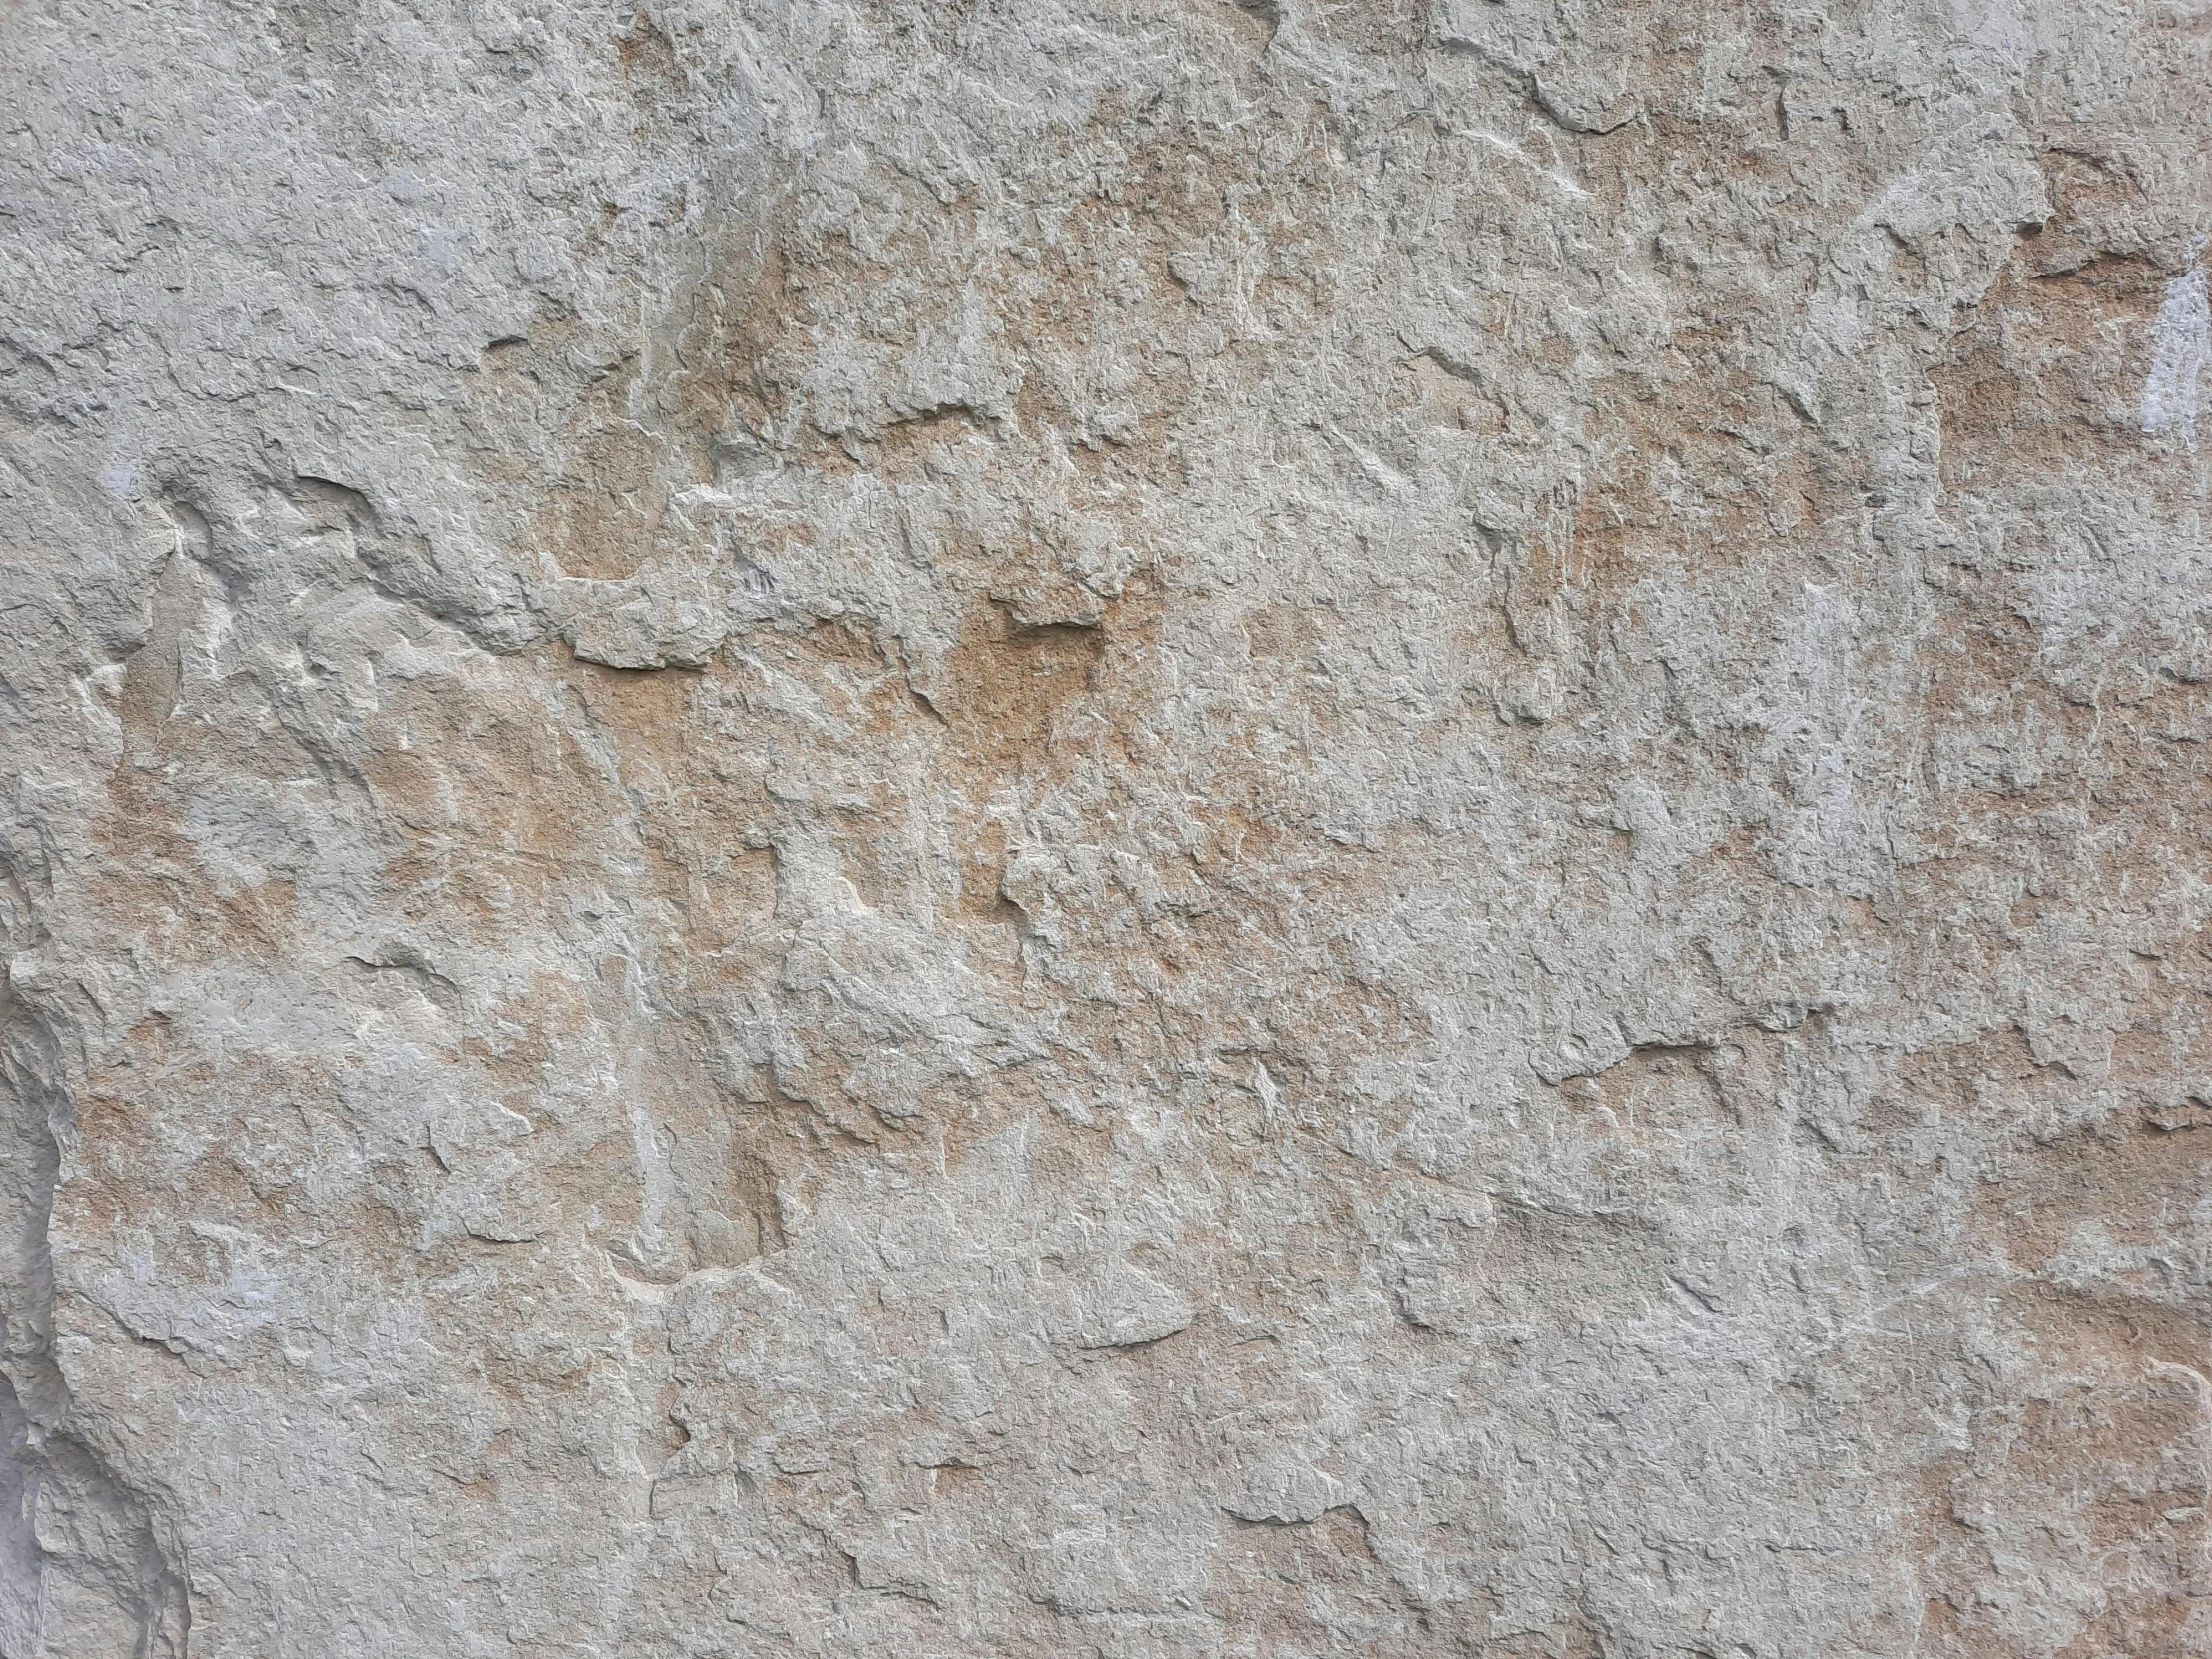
left=3, top=2, right=2210, bottom=1654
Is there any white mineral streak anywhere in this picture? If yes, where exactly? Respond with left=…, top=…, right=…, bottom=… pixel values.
left=3, top=3, right=2211, bottom=1657
left=2144, top=261, right=2210, bottom=449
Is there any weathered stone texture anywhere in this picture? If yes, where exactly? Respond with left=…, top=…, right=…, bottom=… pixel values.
left=3, top=2, right=2210, bottom=1654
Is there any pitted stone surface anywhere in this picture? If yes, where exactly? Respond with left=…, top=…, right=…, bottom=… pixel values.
left=3, top=3, right=2210, bottom=1655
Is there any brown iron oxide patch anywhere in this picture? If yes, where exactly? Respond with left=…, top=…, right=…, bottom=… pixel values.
left=935, top=610, right=1107, bottom=779
left=1207, top=1506, right=1420, bottom=1655
left=1933, top=250, right=2172, bottom=496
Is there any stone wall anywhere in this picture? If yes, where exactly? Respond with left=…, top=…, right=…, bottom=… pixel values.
left=3, top=2, right=2209, bottom=1653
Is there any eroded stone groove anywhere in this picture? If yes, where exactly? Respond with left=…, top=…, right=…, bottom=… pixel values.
left=2, top=2, right=2209, bottom=1654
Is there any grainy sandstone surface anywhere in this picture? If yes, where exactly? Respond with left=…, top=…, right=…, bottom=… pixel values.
left=4, top=2, right=2212, bottom=1654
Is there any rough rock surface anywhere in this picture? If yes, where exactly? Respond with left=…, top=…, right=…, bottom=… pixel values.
left=4, top=2, right=2211, bottom=1654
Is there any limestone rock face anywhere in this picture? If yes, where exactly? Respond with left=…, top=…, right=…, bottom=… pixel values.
left=4, top=3, right=2210, bottom=1654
